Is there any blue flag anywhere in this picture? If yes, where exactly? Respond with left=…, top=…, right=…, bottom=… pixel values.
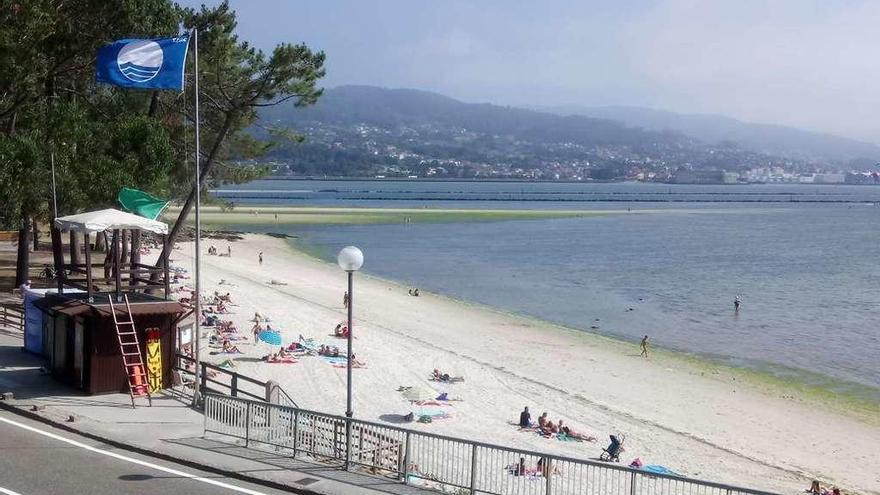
left=96, top=35, right=189, bottom=91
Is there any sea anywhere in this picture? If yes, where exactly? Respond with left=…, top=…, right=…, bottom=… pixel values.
left=214, top=180, right=880, bottom=401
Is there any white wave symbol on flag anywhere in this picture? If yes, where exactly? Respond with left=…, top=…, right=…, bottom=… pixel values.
left=119, top=62, right=162, bottom=82
left=116, top=40, right=164, bottom=83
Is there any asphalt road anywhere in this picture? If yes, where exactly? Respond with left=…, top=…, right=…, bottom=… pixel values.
left=0, top=410, right=293, bottom=495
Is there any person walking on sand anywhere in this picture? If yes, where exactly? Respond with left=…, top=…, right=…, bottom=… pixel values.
left=227, top=245, right=232, bottom=257
left=259, top=251, right=263, bottom=265
left=640, top=335, right=649, bottom=358
left=343, top=291, right=350, bottom=309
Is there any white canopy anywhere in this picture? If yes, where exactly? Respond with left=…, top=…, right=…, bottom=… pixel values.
left=54, top=208, right=168, bottom=234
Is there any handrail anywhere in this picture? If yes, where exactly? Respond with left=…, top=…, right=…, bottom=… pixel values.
left=174, top=353, right=298, bottom=405
left=203, top=393, right=782, bottom=495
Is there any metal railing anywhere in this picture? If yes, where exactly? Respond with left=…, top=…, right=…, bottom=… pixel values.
left=0, top=303, right=24, bottom=333
left=204, top=393, right=780, bottom=495
left=175, top=353, right=267, bottom=402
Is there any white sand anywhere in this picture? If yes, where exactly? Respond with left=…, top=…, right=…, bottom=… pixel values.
left=172, top=234, right=879, bottom=494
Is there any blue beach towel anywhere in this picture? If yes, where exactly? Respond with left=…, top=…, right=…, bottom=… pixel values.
left=641, top=465, right=680, bottom=476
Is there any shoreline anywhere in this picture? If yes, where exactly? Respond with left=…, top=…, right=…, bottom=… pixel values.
left=286, top=234, right=880, bottom=423
left=175, top=233, right=879, bottom=494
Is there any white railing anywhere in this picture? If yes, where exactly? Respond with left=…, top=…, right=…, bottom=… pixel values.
left=204, top=393, right=780, bottom=495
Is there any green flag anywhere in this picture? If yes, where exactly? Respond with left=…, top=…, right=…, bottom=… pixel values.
left=118, top=188, right=169, bottom=220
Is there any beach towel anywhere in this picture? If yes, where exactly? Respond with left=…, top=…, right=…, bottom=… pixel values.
left=267, top=358, right=297, bottom=364
left=321, top=356, right=348, bottom=365
left=412, top=406, right=451, bottom=419
left=209, top=350, right=242, bottom=355
left=556, top=432, right=580, bottom=442
left=641, top=465, right=680, bottom=476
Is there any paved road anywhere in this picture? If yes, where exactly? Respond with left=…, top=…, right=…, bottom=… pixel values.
left=0, top=410, right=294, bottom=495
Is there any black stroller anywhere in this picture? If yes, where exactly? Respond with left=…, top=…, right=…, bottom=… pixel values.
left=599, top=434, right=625, bottom=462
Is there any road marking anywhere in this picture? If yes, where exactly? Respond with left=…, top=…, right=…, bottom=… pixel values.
left=0, top=487, right=25, bottom=495
left=0, top=416, right=271, bottom=495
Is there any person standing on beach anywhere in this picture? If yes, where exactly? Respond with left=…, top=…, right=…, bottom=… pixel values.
left=259, top=251, right=263, bottom=265
left=343, top=291, right=350, bottom=309
left=227, top=245, right=232, bottom=257
left=640, top=335, right=649, bottom=358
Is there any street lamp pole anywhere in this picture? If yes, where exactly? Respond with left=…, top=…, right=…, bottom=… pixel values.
left=337, top=246, right=363, bottom=470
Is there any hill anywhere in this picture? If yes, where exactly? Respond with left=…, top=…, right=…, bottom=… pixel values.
left=254, top=86, right=840, bottom=179
left=545, top=105, right=880, bottom=163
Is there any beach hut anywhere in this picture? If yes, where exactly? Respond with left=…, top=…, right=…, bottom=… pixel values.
left=28, top=209, right=189, bottom=396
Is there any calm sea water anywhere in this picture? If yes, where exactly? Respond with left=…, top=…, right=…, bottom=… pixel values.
left=217, top=180, right=880, bottom=399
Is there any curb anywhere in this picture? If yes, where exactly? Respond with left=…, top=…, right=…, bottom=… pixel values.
left=0, top=400, right=314, bottom=495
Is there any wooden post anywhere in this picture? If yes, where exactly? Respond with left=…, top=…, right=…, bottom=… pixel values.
left=113, top=229, right=121, bottom=302
left=84, top=232, right=93, bottom=303
left=130, top=230, right=141, bottom=287
left=69, top=231, right=81, bottom=266
left=120, top=230, right=129, bottom=286
left=162, top=234, right=170, bottom=299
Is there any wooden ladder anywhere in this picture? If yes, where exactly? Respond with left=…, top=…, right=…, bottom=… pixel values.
left=108, top=295, right=152, bottom=408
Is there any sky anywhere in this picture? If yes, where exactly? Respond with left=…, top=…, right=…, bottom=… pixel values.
left=178, top=0, right=880, bottom=143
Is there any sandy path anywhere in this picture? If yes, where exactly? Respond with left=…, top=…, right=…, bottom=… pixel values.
left=172, top=234, right=879, bottom=494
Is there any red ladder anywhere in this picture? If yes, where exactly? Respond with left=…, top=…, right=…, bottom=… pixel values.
left=108, top=295, right=152, bottom=408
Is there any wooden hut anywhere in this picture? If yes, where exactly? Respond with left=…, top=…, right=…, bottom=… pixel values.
left=31, top=209, right=189, bottom=396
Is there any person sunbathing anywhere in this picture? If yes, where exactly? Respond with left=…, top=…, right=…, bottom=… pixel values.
left=334, top=323, right=349, bottom=337
left=222, top=340, right=242, bottom=353
left=319, top=345, right=340, bottom=357
left=560, top=425, right=595, bottom=442
left=278, top=347, right=292, bottom=358
left=537, top=412, right=548, bottom=429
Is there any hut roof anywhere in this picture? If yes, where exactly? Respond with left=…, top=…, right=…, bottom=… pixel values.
left=54, top=208, right=168, bottom=234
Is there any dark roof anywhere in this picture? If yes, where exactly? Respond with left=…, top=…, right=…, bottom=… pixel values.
left=34, top=292, right=185, bottom=318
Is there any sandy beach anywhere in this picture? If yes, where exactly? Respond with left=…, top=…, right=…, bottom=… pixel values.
left=172, top=234, right=879, bottom=495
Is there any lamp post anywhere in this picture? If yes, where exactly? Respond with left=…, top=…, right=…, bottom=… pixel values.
left=337, top=245, right=363, bottom=470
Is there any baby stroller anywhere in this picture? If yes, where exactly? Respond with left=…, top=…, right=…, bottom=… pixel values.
left=600, top=434, right=625, bottom=462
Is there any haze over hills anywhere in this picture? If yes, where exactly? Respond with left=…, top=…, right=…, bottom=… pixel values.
left=255, top=85, right=877, bottom=180
left=543, top=105, right=880, bottom=163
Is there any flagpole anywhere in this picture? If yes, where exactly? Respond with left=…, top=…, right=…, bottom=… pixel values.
left=192, top=28, right=202, bottom=407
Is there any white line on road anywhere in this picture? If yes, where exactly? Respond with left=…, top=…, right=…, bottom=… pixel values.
left=0, top=487, right=25, bottom=495
left=0, top=416, right=272, bottom=495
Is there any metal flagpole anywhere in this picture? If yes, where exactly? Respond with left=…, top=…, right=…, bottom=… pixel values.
left=192, top=28, right=202, bottom=407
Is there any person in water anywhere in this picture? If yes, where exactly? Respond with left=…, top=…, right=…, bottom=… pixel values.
left=734, top=295, right=742, bottom=311
left=640, top=335, right=649, bottom=358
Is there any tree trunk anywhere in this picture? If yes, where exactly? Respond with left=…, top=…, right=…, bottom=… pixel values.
left=130, top=230, right=141, bottom=287
left=32, top=217, right=39, bottom=251
left=14, top=216, right=30, bottom=287
left=69, top=231, right=81, bottom=266
left=94, top=231, right=105, bottom=252
left=7, top=111, right=16, bottom=135
left=148, top=91, right=159, bottom=117
left=103, top=231, right=116, bottom=280
left=50, top=225, right=64, bottom=291
left=156, top=113, right=235, bottom=267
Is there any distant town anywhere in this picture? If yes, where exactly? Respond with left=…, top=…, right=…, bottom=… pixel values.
left=253, top=87, right=880, bottom=186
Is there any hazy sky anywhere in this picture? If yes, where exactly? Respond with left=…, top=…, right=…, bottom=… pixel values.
left=178, top=0, right=880, bottom=143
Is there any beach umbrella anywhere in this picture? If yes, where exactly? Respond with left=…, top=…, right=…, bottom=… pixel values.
left=399, top=385, right=437, bottom=401
left=258, top=330, right=283, bottom=346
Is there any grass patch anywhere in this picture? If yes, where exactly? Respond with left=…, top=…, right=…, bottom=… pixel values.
left=163, top=205, right=625, bottom=226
